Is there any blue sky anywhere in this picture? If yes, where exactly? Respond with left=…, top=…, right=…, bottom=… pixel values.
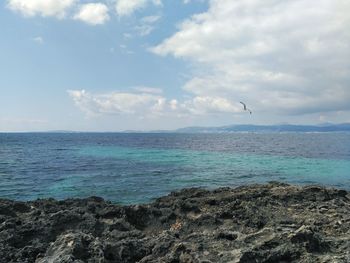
left=1, top=0, right=350, bottom=132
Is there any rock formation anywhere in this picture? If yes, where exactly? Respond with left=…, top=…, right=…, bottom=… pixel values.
left=0, top=182, right=349, bottom=262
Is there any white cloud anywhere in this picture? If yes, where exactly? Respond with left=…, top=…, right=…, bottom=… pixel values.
left=118, top=44, right=135, bottom=54
left=115, top=0, right=162, bottom=16
left=74, top=3, right=109, bottom=25
left=134, top=15, right=161, bottom=36
left=152, top=0, right=350, bottom=116
left=134, top=25, right=153, bottom=36
left=133, top=86, right=163, bottom=94
left=184, top=96, right=241, bottom=115
left=33, top=36, right=44, bottom=44
left=7, top=0, right=76, bottom=18
left=182, top=0, right=205, bottom=4
left=68, top=89, right=165, bottom=117
left=68, top=89, right=241, bottom=118
left=141, top=15, right=161, bottom=24
left=123, top=33, right=133, bottom=39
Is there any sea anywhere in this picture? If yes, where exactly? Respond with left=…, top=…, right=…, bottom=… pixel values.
left=0, top=132, right=350, bottom=204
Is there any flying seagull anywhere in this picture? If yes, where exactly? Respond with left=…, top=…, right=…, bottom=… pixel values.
left=240, top=101, right=252, bottom=114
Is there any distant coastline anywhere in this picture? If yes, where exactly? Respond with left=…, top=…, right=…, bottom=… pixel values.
left=174, top=123, right=350, bottom=134
left=1, top=123, right=350, bottom=134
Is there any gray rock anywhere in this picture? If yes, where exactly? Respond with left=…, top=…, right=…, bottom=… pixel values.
left=0, top=183, right=349, bottom=262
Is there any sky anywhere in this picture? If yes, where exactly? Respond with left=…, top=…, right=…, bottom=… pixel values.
left=1, top=0, right=349, bottom=132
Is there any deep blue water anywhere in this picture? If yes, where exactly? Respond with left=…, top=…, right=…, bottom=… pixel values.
left=0, top=133, right=350, bottom=204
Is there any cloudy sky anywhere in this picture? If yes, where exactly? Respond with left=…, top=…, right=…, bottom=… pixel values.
left=1, top=0, right=349, bottom=132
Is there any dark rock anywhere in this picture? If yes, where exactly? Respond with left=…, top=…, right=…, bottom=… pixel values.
left=290, top=225, right=329, bottom=253
left=0, top=183, right=349, bottom=262
left=216, top=230, right=238, bottom=241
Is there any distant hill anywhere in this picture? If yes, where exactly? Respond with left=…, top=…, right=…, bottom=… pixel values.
left=9, top=123, right=350, bottom=134
left=175, top=123, right=350, bottom=133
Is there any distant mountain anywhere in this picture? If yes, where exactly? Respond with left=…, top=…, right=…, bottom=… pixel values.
left=175, top=123, right=350, bottom=133
left=10, top=123, right=350, bottom=134
left=45, top=130, right=80, bottom=133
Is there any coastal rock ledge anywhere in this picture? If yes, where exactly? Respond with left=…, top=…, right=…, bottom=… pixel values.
left=1, top=182, right=350, bottom=263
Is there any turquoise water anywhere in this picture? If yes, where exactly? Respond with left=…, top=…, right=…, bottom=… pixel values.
left=0, top=133, right=349, bottom=203
left=77, top=145, right=350, bottom=186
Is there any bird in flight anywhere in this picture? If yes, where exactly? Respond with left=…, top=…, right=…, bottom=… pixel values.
left=240, top=101, right=252, bottom=114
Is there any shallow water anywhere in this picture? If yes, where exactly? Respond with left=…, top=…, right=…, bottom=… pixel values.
left=1, top=133, right=350, bottom=204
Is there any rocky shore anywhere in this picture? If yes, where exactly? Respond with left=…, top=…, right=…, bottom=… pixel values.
left=0, top=182, right=349, bottom=263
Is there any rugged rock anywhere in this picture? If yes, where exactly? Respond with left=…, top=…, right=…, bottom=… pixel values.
left=0, top=182, right=350, bottom=262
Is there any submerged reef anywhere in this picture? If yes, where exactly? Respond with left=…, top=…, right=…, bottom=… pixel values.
left=0, top=182, right=349, bottom=262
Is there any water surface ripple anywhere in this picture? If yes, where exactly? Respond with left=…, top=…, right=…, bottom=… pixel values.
left=0, top=133, right=349, bottom=204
